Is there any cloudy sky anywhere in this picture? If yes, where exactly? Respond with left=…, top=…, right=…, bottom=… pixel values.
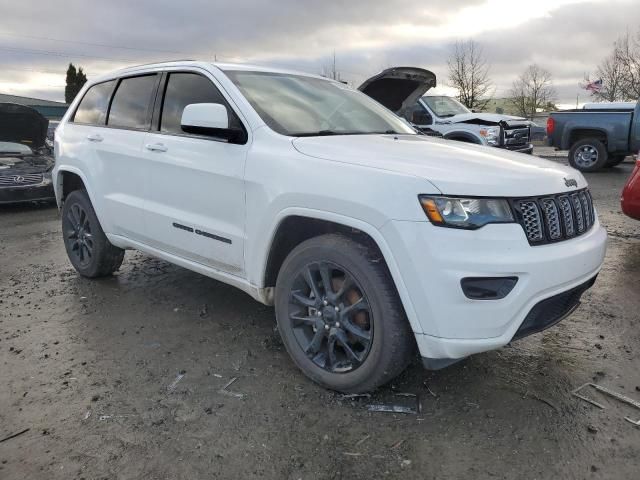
left=0, top=0, right=638, bottom=107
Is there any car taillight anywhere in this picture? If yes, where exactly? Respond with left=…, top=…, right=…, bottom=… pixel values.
left=546, top=117, right=555, bottom=136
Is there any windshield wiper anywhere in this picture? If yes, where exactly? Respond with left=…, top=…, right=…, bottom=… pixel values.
left=293, top=130, right=362, bottom=137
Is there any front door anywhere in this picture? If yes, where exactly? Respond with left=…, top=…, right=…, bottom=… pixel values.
left=142, top=71, right=248, bottom=276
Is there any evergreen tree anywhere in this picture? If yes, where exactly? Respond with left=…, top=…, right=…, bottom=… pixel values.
left=64, top=63, right=88, bottom=103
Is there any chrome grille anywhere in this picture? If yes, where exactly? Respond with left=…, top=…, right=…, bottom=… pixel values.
left=0, top=173, right=44, bottom=187
left=541, top=198, right=561, bottom=240
left=558, top=196, right=575, bottom=237
left=514, top=189, right=595, bottom=245
left=571, top=194, right=585, bottom=233
left=519, top=201, right=543, bottom=242
left=503, top=126, right=530, bottom=149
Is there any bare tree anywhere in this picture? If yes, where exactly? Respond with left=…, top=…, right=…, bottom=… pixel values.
left=509, top=65, right=556, bottom=119
left=617, top=31, right=640, bottom=100
left=585, top=46, right=626, bottom=102
left=447, top=40, right=493, bottom=111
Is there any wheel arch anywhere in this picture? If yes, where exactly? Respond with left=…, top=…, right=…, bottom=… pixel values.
left=443, top=131, right=482, bottom=144
left=566, top=128, right=608, bottom=150
left=259, top=209, right=423, bottom=334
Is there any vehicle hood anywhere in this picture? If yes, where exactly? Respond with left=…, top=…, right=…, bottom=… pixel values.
left=0, top=103, right=49, bottom=150
left=0, top=153, right=54, bottom=174
left=440, top=112, right=530, bottom=127
left=358, top=67, right=436, bottom=113
left=292, top=134, right=586, bottom=197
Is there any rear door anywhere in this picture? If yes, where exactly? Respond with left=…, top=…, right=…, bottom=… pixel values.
left=142, top=70, right=249, bottom=275
left=97, top=74, right=161, bottom=241
left=60, top=80, right=117, bottom=231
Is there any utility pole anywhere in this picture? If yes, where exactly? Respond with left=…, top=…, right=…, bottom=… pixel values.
left=332, top=50, right=337, bottom=81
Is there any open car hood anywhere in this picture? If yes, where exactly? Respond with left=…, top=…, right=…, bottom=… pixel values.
left=442, top=112, right=530, bottom=127
left=358, top=67, right=436, bottom=113
left=0, top=103, right=49, bottom=150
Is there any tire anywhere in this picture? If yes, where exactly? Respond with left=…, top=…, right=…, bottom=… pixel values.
left=62, top=189, right=124, bottom=278
left=568, top=139, right=608, bottom=172
left=275, top=234, right=414, bottom=393
left=605, top=155, right=627, bottom=167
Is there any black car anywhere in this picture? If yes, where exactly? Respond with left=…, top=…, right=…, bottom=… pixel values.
left=0, top=103, right=55, bottom=204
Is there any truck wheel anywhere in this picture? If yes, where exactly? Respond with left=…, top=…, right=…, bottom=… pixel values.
left=62, top=189, right=124, bottom=278
left=275, top=234, right=414, bottom=393
left=569, top=139, right=608, bottom=172
left=605, top=155, right=627, bottom=167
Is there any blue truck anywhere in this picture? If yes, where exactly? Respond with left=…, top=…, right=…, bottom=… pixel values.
left=547, top=100, right=640, bottom=172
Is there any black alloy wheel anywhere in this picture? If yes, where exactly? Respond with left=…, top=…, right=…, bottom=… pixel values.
left=287, top=261, right=373, bottom=373
left=63, top=202, right=94, bottom=268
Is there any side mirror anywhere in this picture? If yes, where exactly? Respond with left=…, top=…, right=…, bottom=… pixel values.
left=180, top=103, right=245, bottom=142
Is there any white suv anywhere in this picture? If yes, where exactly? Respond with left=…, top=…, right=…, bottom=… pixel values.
left=53, top=61, right=607, bottom=393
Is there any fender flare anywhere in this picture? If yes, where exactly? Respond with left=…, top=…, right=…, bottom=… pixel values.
left=258, top=207, right=423, bottom=335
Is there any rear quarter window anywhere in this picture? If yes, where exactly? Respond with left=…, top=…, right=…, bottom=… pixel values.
left=72, top=80, right=116, bottom=125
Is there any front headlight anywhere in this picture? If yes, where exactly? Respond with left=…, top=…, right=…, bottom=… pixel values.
left=479, top=127, right=500, bottom=146
left=419, top=196, right=514, bottom=229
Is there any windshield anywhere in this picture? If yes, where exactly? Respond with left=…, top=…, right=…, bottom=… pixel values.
left=423, top=96, right=470, bottom=118
left=225, top=71, right=416, bottom=137
left=0, top=141, right=32, bottom=155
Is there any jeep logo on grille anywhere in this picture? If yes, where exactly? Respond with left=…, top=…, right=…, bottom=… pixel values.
left=564, top=177, right=578, bottom=188
left=13, top=175, right=25, bottom=184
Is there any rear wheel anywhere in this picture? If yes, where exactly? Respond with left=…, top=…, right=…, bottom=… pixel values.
left=275, top=234, right=414, bottom=393
left=568, top=139, right=608, bottom=172
left=62, top=189, right=124, bottom=278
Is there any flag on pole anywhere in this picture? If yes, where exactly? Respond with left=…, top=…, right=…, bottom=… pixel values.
left=583, top=78, right=603, bottom=93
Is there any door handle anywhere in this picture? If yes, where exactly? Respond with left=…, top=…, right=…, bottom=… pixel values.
left=87, top=133, right=103, bottom=142
left=145, top=143, right=168, bottom=152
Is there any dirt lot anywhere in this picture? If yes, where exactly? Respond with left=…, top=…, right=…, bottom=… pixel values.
left=1, top=155, right=639, bottom=480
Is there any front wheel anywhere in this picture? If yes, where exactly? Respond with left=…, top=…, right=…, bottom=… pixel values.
left=62, top=189, right=124, bottom=278
left=275, top=234, right=414, bottom=393
left=568, top=139, right=608, bottom=172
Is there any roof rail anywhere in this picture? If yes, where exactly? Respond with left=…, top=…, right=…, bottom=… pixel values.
left=116, top=59, right=198, bottom=70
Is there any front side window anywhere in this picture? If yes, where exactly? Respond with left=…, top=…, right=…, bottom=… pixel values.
left=225, top=71, right=416, bottom=137
left=107, top=75, right=158, bottom=129
left=160, top=72, right=242, bottom=135
left=422, top=96, right=470, bottom=118
left=73, top=80, right=116, bottom=125
left=401, top=102, right=433, bottom=125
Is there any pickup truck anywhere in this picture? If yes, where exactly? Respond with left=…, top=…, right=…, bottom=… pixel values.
left=547, top=100, right=640, bottom=172
left=359, top=67, right=534, bottom=154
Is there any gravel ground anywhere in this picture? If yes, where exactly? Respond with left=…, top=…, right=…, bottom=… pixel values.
left=1, top=153, right=639, bottom=480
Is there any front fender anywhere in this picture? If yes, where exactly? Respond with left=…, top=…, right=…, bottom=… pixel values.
left=255, top=207, right=424, bottom=335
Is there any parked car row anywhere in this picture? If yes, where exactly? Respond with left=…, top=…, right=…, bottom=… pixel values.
left=0, top=103, right=55, bottom=204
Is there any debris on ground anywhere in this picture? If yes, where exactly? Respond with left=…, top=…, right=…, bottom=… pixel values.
left=341, top=393, right=371, bottom=400
left=98, top=414, right=136, bottom=421
left=0, top=428, right=29, bottom=444
left=573, top=383, right=640, bottom=411
left=219, top=377, right=245, bottom=399
left=167, top=370, right=186, bottom=393
left=367, top=404, right=417, bottom=415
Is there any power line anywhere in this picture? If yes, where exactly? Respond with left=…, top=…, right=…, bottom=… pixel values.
left=0, top=65, right=95, bottom=76
left=0, top=45, right=138, bottom=63
left=0, top=32, right=188, bottom=55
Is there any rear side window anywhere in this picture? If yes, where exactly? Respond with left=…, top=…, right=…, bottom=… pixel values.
left=73, top=80, right=116, bottom=125
left=107, top=75, right=158, bottom=130
left=160, top=72, right=242, bottom=135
